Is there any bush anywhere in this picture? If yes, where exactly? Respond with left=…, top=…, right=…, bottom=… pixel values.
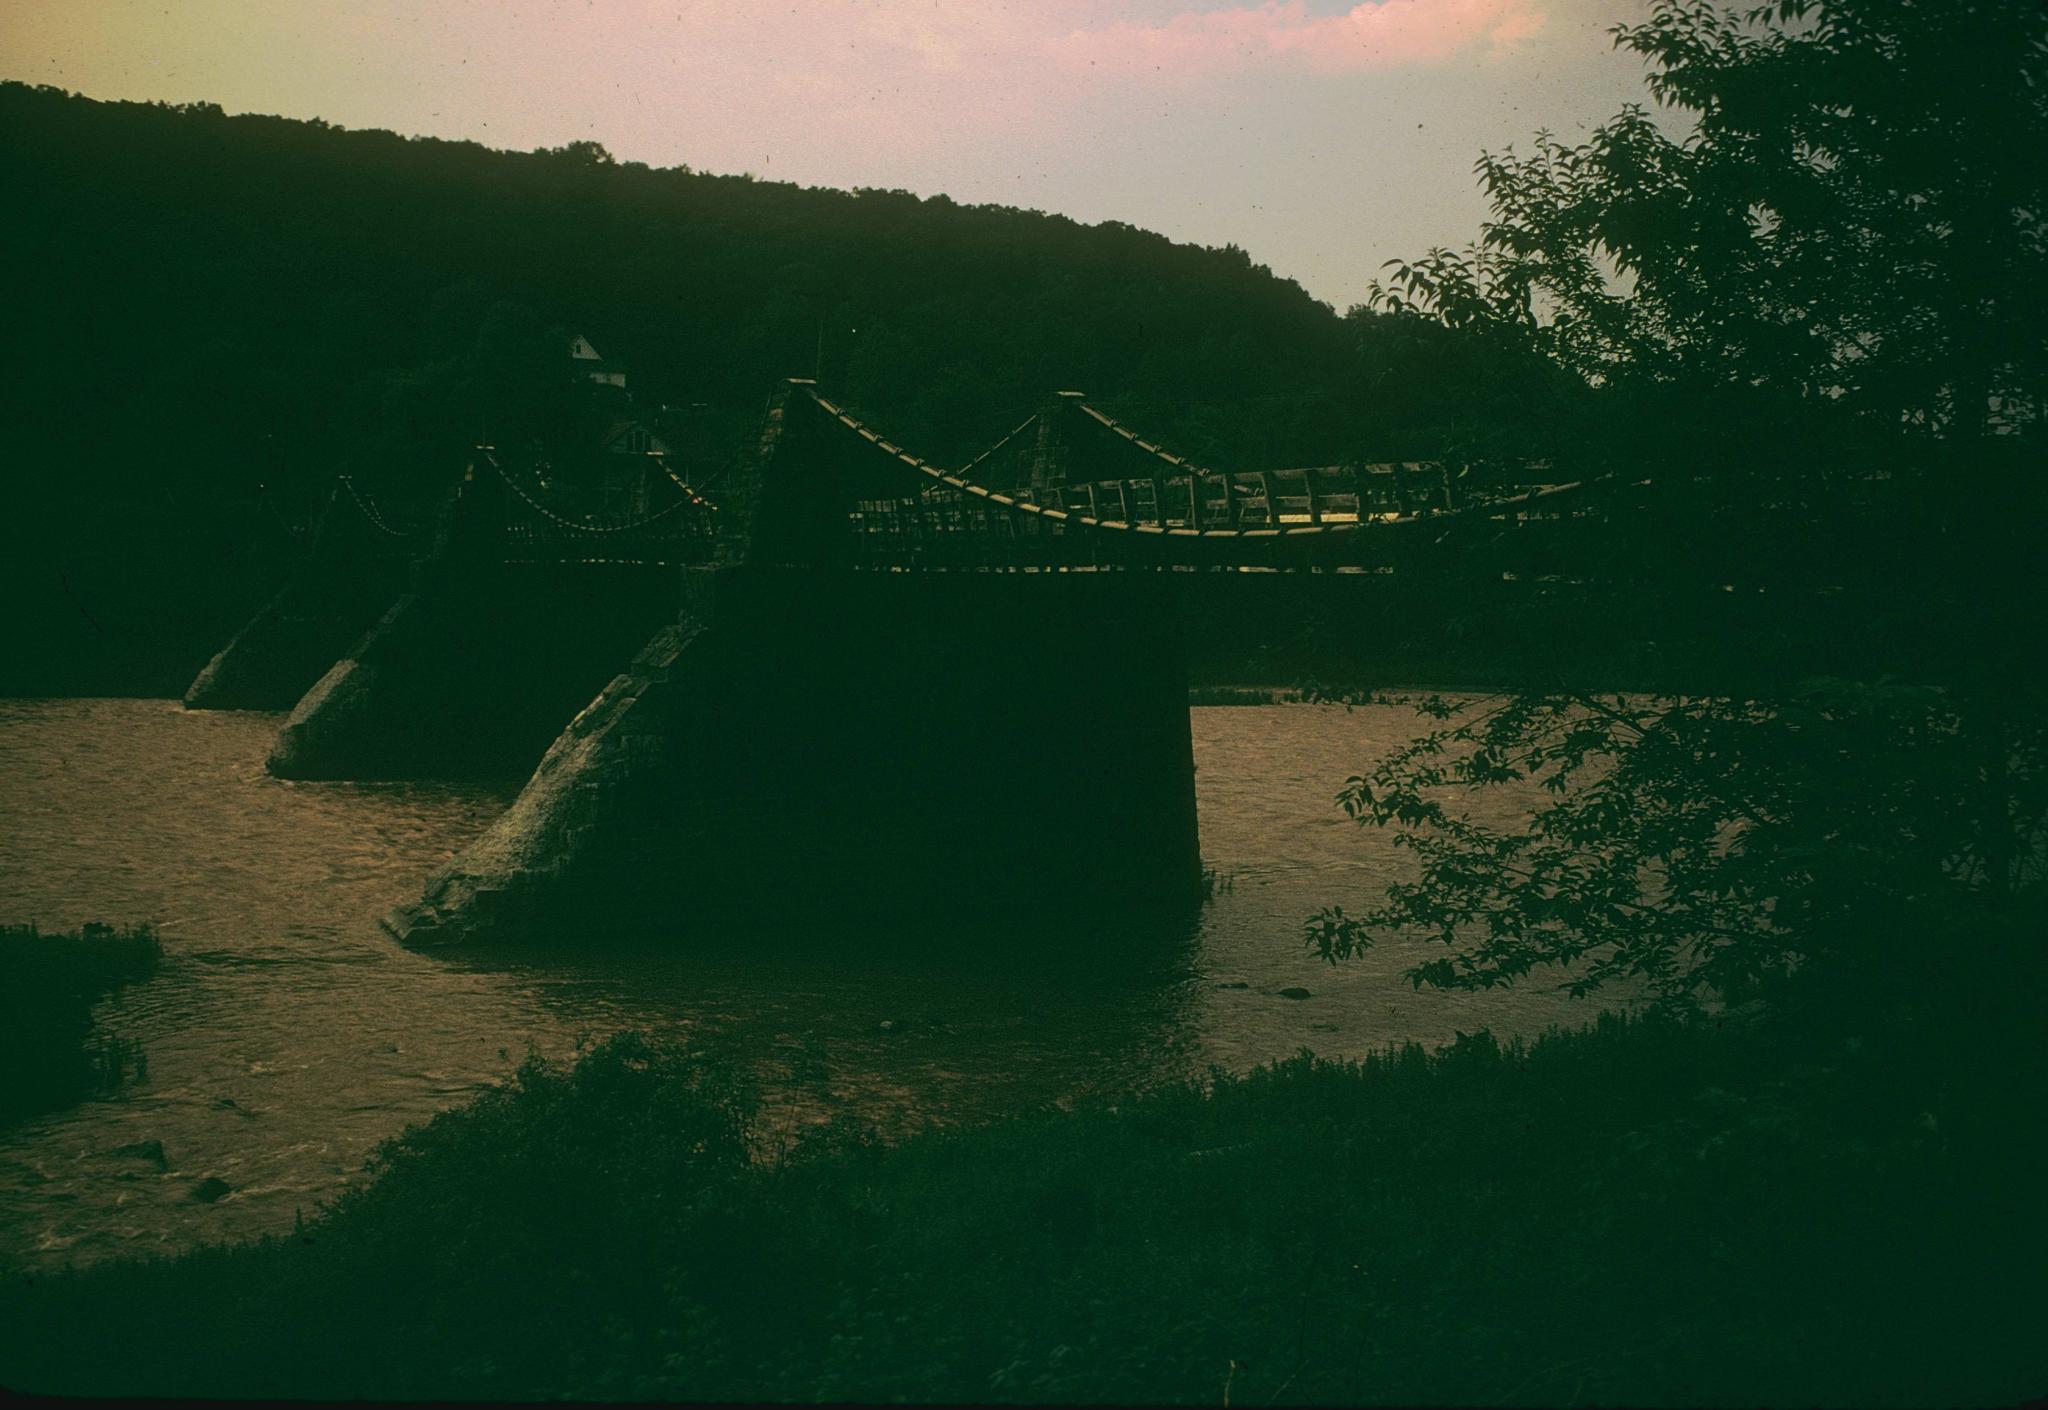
left=1307, top=683, right=2048, bottom=1016
left=3, top=1003, right=2041, bottom=1404
left=0, top=922, right=161, bottom=1126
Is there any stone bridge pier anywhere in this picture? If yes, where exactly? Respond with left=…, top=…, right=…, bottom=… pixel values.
left=384, top=563, right=1202, bottom=943
left=184, top=382, right=1210, bottom=942
left=182, top=483, right=414, bottom=712
left=261, top=466, right=684, bottom=780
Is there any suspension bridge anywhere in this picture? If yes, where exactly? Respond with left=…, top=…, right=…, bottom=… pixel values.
left=184, top=379, right=1594, bottom=946
left=464, top=382, right=1586, bottom=574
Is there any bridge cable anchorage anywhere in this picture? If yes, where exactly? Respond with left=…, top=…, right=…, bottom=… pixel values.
left=485, top=453, right=704, bottom=534
left=337, top=474, right=419, bottom=538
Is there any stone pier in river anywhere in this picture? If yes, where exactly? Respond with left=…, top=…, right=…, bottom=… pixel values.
left=383, top=563, right=1201, bottom=943
left=182, top=482, right=412, bottom=712
left=194, top=381, right=1209, bottom=940
left=257, top=465, right=685, bottom=781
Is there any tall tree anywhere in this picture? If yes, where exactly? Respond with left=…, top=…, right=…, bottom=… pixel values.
left=1312, top=0, right=2048, bottom=1017
left=1370, top=0, right=2046, bottom=446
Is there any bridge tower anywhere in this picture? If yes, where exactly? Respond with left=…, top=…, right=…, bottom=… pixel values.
left=383, top=379, right=1204, bottom=946
left=1024, top=390, right=1090, bottom=493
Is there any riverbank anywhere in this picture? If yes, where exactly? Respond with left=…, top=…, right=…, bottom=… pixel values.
left=4, top=986, right=2040, bottom=1405
left=0, top=695, right=1631, bottom=1272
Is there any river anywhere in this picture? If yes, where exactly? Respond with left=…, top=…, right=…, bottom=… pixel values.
left=0, top=697, right=1598, bottom=1270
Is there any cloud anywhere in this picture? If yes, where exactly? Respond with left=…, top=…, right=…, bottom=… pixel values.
left=1050, top=0, right=1549, bottom=79
left=1, top=0, right=1557, bottom=191
left=581, top=0, right=1553, bottom=162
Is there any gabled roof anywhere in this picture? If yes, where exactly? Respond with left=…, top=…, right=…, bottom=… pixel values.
left=599, top=417, right=669, bottom=454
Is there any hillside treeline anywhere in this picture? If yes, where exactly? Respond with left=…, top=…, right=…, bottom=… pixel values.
left=0, top=80, right=1576, bottom=488
left=0, top=81, right=1566, bottom=693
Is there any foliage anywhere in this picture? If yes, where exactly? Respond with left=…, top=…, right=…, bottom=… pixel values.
left=1307, top=684, right=2048, bottom=1015
left=1367, top=0, right=2048, bottom=444
left=1337, top=304, right=1588, bottom=470
left=0, top=922, right=162, bottom=1125
left=2, top=1007, right=2041, bottom=1404
left=0, top=79, right=1418, bottom=492
left=1314, top=1, right=2048, bottom=1011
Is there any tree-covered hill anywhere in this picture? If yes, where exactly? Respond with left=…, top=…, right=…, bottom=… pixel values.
left=1, top=81, right=1571, bottom=694
left=3, top=80, right=1373, bottom=496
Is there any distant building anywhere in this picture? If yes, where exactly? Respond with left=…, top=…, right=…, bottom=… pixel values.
left=566, top=334, right=672, bottom=479
left=599, top=417, right=669, bottom=457
left=568, top=333, right=627, bottom=388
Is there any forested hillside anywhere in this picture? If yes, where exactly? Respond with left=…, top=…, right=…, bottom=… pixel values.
left=0, top=82, right=1565, bottom=694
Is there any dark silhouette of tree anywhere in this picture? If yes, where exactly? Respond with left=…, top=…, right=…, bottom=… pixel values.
left=1371, top=1, right=2045, bottom=443
left=1311, top=0, right=2048, bottom=1016
left=542, top=139, right=616, bottom=166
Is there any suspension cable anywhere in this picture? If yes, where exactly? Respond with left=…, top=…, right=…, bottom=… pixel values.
left=260, top=484, right=309, bottom=539
left=915, top=414, right=1038, bottom=502
left=486, top=454, right=704, bottom=535
left=807, top=389, right=1587, bottom=538
left=337, top=475, right=418, bottom=539
left=1074, top=402, right=1224, bottom=479
left=651, top=453, right=723, bottom=507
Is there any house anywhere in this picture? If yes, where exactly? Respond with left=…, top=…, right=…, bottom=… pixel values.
left=598, top=418, right=670, bottom=457
left=568, top=333, right=627, bottom=388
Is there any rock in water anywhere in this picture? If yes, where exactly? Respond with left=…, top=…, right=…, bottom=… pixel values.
left=107, top=1139, right=168, bottom=1168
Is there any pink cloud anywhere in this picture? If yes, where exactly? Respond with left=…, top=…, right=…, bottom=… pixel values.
left=1051, top=0, right=1548, bottom=79
left=3, top=0, right=1556, bottom=180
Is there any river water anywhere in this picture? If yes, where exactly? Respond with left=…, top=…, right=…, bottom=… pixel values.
left=0, top=697, right=1599, bottom=1270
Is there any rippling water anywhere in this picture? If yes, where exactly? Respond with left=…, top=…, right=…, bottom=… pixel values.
left=0, top=697, right=1599, bottom=1269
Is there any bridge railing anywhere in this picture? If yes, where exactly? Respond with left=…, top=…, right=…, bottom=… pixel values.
left=813, top=383, right=1600, bottom=572
left=1002, top=464, right=1533, bottom=530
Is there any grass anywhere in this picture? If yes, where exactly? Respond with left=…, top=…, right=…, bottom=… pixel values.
left=1, top=973, right=2041, bottom=1405
left=0, top=922, right=161, bottom=1127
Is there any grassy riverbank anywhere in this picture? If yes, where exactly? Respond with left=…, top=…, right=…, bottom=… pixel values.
left=0, top=923, right=161, bottom=1128
left=3, top=964, right=2041, bottom=1405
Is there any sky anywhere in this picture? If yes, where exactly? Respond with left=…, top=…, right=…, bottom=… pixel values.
left=1, top=0, right=1664, bottom=309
